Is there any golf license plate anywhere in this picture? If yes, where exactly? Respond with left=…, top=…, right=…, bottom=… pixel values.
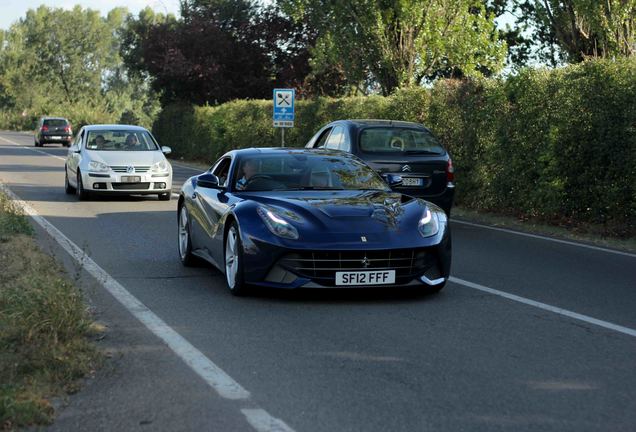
left=121, top=176, right=141, bottom=183
left=50, top=135, right=62, bottom=140
left=335, top=270, right=396, bottom=286
left=401, top=177, right=423, bottom=186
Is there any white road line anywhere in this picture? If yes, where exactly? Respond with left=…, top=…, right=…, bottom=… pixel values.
left=0, top=183, right=296, bottom=432
left=450, top=276, right=636, bottom=338
left=242, top=409, right=296, bottom=432
left=170, top=160, right=208, bottom=172
left=0, top=135, right=67, bottom=161
left=452, top=219, right=636, bottom=258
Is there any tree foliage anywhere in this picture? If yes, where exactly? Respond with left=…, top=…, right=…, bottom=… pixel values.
left=281, top=0, right=507, bottom=95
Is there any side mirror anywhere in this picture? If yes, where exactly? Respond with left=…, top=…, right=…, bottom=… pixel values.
left=196, top=173, right=220, bottom=188
left=161, top=146, right=172, bottom=155
left=382, top=173, right=403, bottom=187
left=69, top=145, right=80, bottom=154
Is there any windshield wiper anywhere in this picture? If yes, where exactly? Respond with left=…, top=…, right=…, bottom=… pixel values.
left=403, top=150, right=440, bottom=155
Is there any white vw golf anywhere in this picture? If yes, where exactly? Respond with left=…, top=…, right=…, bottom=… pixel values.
left=64, top=125, right=173, bottom=200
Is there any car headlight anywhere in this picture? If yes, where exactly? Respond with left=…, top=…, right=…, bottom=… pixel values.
left=88, top=160, right=110, bottom=172
left=257, top=206, right=299, bottom=240
left=418, top=208, right=440, bottom=238
left=151, top=160, right=169, bottom=172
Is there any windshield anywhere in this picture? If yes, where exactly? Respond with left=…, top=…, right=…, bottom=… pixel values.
left=360, top=127, right=444, bottom=155
left=85, top=130, right=158, bottom=151
left=233, top=153, right=390, bottom=192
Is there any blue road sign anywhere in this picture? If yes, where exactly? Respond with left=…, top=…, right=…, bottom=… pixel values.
left=273, top=88, right=295, bottom=128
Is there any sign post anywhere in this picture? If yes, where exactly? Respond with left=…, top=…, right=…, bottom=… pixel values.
left=273, top=88, right=295, bottom=147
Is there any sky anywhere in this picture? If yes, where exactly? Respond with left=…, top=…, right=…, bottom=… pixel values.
left=0, top=0, right=182, bottom=29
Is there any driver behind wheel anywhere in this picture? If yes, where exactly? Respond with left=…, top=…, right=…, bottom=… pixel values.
left=236, top=159, right=258, bottom=190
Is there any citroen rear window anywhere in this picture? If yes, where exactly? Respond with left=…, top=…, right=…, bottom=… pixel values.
left=359, top=127, right=444, bottom=155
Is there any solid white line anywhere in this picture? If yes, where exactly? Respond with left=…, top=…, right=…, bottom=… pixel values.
left=169, top=160, right=208, bottom=172
left=449, top=276, right=636, bottom=338
left=0, top=135, right=67, bottom=161
left=0, top=182, right=250, bottom=399
left=452, top=219, right=636, bottom=258
left=242, top=409, right=296, bottom=432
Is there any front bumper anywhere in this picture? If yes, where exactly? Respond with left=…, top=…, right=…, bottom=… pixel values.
left=82, top=171, right=172, bottom=194
left=241, top=230, right=452, bottom=290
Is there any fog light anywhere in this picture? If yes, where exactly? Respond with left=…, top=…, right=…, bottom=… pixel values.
left=93, top=183, right=106, bottom=189
left=155, top=182, right=166, bottom=189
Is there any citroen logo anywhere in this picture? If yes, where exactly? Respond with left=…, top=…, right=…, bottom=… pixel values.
left=126, top=165, right=135, bottom=174
left=401, top=165, right=411, bottom=172
left=361, top=256, right=370, bottom=268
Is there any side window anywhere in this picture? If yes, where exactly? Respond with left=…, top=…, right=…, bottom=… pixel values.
left=212, top=157, right=231, bottom=187
left=325, top=126, right=344, bottom=149
left=339, top=130, right=351, bottom=152
left=313, top=128, right=332, bottom=148
left=73, top=130, right=84, bottom=148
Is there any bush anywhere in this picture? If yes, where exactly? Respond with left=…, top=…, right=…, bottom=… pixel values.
left=153, top=58, right=635, bottom=236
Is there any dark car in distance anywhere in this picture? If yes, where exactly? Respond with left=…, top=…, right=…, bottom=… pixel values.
left=305, top=120, right=455, bottom=215
left=34, top=117, right=73, bottom=147
left=177, top=148, right=451, bottom=296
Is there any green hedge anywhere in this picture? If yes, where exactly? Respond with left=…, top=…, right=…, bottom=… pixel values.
left=154, top=58, right=635, bottom=236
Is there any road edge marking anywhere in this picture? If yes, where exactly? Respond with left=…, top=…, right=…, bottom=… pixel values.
left=449, top=276, right=636, bottom=338
left=242, top=409, right=297, bottom=432
left=0, top=135, right=67, bottom=161
left=452, top=219, right=636, bottom=258
left=0, top=182, right=251, bottom=400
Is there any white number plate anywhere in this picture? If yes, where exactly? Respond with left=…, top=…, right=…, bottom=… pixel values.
left=50, top=135, right=62, bottom=140
left=121, top=176, right=141, bottom=182
left=335, top=270, right=396, bottom=286
left=402, top=177, right=423, bottom=186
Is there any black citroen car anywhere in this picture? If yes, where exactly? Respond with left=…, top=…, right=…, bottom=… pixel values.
left=34, top=116, right=73, bottom=147
left=305, top=120, right=455, bottom=215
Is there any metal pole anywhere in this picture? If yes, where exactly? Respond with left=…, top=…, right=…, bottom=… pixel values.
left=281, top=127, right=285, bottom=147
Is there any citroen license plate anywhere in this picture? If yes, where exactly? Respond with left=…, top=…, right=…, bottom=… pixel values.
left=402, top=177, right=423, bottom=186
left=121, top=176, right=141, bottom=182
left=335, top=270, right=396, bottom=286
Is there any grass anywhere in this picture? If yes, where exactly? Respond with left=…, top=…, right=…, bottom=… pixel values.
left=0, top=192, right=100, bottom=430
left=453, top=206, right=636, bottom=254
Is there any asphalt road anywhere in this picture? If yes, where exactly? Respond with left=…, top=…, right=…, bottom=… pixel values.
left=1, top=130, right=635, bottom=432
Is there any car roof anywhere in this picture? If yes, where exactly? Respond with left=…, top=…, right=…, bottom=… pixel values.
left=82, top=124, right=149, bottom=132
left=41, top=116, right=69, bottom=121
left=229, top=147, right=349, bottom=158
left=338, top=119, right=426, bottom=129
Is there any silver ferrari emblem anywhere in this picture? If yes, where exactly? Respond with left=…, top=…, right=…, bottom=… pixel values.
left=401, top=165, right=411, bottom=172
left=361, top=256, right=370, bottom=268
left=361, top=236, right=367, bottom=242
left=126, top=165, right=135, bottom=174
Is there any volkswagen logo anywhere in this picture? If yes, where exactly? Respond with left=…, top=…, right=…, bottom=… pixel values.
left=401, top=165, right=412, bottom=172
left=361, top=256, right=370, bottom=268
left=360, top=236, right=367, bottom=242
left=126, top=165, right=135, bottom=174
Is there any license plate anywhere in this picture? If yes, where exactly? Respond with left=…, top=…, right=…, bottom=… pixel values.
left=401, top=177, right=423, bottom=186
left=335, top=270, right=396, bottom=286
left=50, top=136, right=62, bottom=140
left=121, top=176, right=141, bottom=182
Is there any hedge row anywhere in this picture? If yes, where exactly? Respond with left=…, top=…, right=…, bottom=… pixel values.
left=153, top=58, right=635, bottom=236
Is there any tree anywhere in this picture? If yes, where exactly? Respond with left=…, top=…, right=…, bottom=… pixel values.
left=281, top=0, right=507, bottom=95
left=512, top=0, right=636, bottom=64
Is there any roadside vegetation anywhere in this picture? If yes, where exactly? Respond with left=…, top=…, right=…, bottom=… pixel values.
left=0, top=191, right=99, bottom=430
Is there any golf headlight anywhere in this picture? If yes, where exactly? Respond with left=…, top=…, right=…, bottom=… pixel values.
left=418, top=208, right=440, bottom=238
left=151, top=160, right=169, bottom=172
left=88, top=160, right=110, bottom=172
left=257, top=206, right=299, bottom=240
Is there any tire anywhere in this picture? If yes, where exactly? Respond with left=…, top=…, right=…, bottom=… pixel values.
left=224, top=222, right=248, bottom=296
left=159, top=191, right=171, bottom=201
left=76, top=171, right=90, bottom=201
left=64, top=167, right=76, bottom=194
left=178, top=205, right=196, bottom=266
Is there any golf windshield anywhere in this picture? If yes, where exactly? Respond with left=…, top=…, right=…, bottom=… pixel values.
left=85, top=130, right=159, bottom=151
left=234, top=153, right=390, bottom=192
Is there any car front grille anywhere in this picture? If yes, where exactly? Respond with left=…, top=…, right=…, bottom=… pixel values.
left=112, top=182, right=150, bottom=190
left=278, top=248, right=441, bottom=286
left=110, top=165, right=151, bottom=173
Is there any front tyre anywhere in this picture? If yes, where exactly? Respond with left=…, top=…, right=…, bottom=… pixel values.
left=224, top=222, right=248, bottom=296
left=64, top=167, right=76, bottom=194
left=76, top=171, right=90, bottom=201
left=178, top=205, right=196, bottom=266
